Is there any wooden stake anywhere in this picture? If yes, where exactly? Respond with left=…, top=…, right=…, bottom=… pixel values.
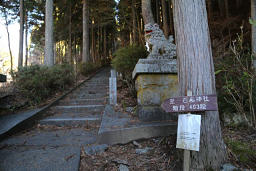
left=183, top=90, right=192, bottom=171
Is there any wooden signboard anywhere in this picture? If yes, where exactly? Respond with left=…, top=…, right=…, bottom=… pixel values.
left=161, top=94, right=218, bottom=113
left=0, top=74, right=7, bottom=82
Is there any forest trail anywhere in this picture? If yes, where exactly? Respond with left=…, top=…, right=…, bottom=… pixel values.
left=0, top=68, right=110, bottom=171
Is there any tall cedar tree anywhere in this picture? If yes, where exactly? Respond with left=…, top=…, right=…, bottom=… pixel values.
left=173, top=0, right=226, bottom=169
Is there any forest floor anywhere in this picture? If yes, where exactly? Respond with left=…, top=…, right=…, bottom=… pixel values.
left=80, top=80, right=256, bottom=170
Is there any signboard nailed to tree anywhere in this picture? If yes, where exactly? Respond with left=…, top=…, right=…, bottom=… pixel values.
left=161, top=94, right=218, bottom=113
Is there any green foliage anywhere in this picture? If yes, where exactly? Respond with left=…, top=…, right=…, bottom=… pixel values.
left=111, top=45, right=148, bottom=96
left=225, top=139, right=256, bottom=167
left=12, top=64, right=75, bottom=104
left=112, top=45, right=148, bottom=78
left=78, top=62, right=100, bottom=76
left=215, top=31, right=256, bottom=127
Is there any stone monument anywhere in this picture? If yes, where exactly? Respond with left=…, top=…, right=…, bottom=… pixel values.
left=132, top=23, right=178, bottom=121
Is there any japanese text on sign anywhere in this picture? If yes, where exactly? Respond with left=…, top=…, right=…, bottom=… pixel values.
left=162, top=95, right=218, bottom=113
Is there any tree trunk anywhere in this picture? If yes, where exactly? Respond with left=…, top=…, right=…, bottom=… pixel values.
left=132, top=0, right=138, bottom=44
left=236, top=0, right=241, bottom=10
left=173, top=0, right=226, bottom=169
left=218, top=0, right=225, bottom=17
left=142, top=0, right=155, bottom=24
left=103, top=27, right=107, bottom=58
left=69, top=2, right=72, bottom=64
left=25, top=12, right=28, bottom=66
left=82, top=0, right=90, bottom=63
left=45, top=0, right=54, bottom=66
left=91, top=21, right=95, bottom=63
left=3, top=11, right=13, bottom=73
left=168, top=0, right=174, bottom=35
left=252, top=0, right=256, bottom=68
left=155, top=0, right=160, bottom=25
left=161, top=0, right=169, bottom=38
left=18, top=0, right=24, bottom=67
left=207, top=0, right=212, bottom=19
left=224, top=0, right=229, bottom=18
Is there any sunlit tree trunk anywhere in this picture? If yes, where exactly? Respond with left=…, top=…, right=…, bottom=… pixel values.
left=173, top=0, right=227, bottom=169
left=25, top=12, right=28, bottom=66
left=69, top=2, right=72, bottom=64
left=18, top=0, right=24, bottom=67
left=91, top=22, right=95, bottom=62
left=82, top=0, right=90, bottom=63
left=3, top=10, right=13, bottom=73
left=161, top=0, right=169, bottom=38
left=45, top=0, right=54, bottom=66
left=168, top=0, right=174, bottom=35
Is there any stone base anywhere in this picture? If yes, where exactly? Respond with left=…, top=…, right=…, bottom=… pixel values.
left=137, top=106, right=177, bottom=122
left=133, top=58, right=178, bottom=121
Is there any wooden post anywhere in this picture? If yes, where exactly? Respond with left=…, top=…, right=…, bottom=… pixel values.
left=183, top=90, right=192, bottom=171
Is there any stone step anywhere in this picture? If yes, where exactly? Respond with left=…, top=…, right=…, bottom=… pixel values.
left=57, top=99, right=106, bottom=106
left=69, top=94, right=108, bottom=99
left=40, top=117, right=101, bottom=127
left=50, top=105, right=105, bottom=113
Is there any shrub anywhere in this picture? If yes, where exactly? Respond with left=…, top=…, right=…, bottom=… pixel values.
left=78, top=62, right=100, bottom=76
left=215, top=32, right=256, bottom=128
left=111, top=45, right=148, bottom=96
left=12, top=64, right=75, bottom=104
left=112, top=45, right=148, bottom=78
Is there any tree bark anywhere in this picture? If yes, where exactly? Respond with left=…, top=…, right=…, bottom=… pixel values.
left=104, top=27, right=107, bottom=58
left=18, top=0, right=24, bottom=67
left=156, top=0, right=161, bottom=25
left=69, top=2, right=72, bottom=64
left=25, top=12, right=28, bottom=66
left=91, top=21, right=95, bottom=63
left=45, top=0, right=54, bottom=66
left=224, top=0, right=229, bottom=18
left=251, top=0, right=256, bottom=68
left=132, top=0, right=138, bottom=44
left=218, top=0, right=225, bottom=17
left=3, top=10, right=13, bottom=73
left=168, top=0, right=174, bottom=35
left=142, top=0, right=155, bottom=24
left=161, top=0, right=169, bottom=38
left=82, top=0, right=90, bottom=63
left=207, top=0, right=212, bottom=19
left=173, top=0, right=226, bottom=169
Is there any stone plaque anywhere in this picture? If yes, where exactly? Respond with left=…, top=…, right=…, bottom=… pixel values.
left=176, top=114, right=201, bottom=151
left=161, top=94, right=218, bottom=113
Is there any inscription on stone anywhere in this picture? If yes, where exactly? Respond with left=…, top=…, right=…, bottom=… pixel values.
left=161, top=94, right=218, bottom=113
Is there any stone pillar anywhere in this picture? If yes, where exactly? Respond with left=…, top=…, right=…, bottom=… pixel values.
left=109, top=69, right=117, bottom=105
left=133, top=59, right=178, bottom=121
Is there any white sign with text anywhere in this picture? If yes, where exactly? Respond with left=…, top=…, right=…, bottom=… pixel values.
left=176, top=114, right=201, bottom=151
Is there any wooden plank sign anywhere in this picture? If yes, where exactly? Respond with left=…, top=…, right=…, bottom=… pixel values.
left=161, top=94, right=218, bottom=113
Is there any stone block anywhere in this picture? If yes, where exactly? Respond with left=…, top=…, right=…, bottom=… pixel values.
left=133, top=58, right=178, bottom=121
left=135, top=74, right=178, bottom=106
